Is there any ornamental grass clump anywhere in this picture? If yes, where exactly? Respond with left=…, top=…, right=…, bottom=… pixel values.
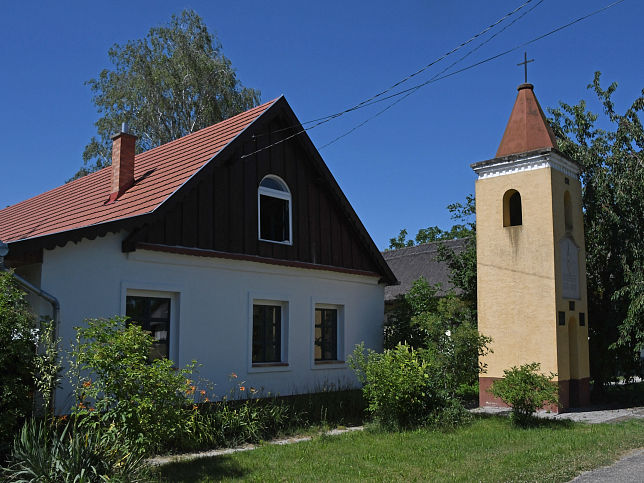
left=1, top=418, right=148, bottom=482
left=490, top=362, right=559, bottom=427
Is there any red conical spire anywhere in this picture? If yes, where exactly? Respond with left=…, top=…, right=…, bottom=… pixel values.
left=496, top=83, right=557, bottom=158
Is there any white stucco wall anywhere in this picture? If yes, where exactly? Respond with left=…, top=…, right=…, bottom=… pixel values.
left=39, top=232, right=385, bottom=413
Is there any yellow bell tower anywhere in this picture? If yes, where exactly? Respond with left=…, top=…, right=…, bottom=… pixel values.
left=473, top=83, right=590, bottom=411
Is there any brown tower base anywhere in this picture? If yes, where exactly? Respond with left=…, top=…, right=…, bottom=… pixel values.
left=479, top=376, right=591, bottom=413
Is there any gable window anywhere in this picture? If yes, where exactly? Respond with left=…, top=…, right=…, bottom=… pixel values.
left=258, top=175, right=292, bottom=244
left=252, top=302, right=284, bottom=364
left=503, top=189, right=522, bottom=227
left=126, top=296, right=171, bottom=360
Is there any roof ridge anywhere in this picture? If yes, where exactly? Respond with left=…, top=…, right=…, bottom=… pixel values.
left=382, top=237, right=469, bottom=258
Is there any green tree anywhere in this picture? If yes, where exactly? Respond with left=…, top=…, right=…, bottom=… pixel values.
left=384, top=277, right=490, bottom=399
left=435, top=195, right=477, bottom=305
left=548, top=72, right=644, bottom=385
left=0, top=271, right=37, bottom=455
left=76, top=9, right=261, bottom=179
left=388, top=228, right=414, bottom=249
left=387, top=196, right=477, bottom=305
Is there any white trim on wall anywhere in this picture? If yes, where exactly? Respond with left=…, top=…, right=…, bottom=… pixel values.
left=128, top=249, right=380, bottom=287
left=472, top=151, right=580, bottom=180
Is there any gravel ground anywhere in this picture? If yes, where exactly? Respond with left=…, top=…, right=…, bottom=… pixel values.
left=471, top=405, right=644, bottom=424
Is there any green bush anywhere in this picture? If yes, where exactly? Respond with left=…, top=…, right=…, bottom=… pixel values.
left=384, top=279, right=492, bottom=401
left=489, top=362, right=559, bottom=426
left=0, top=270, right=38, bottom=456
left=69, top=317, right=198, bottom=455
left=1, top=418, right=147, bottom=482
left=349, top=343, right=467, bottom=429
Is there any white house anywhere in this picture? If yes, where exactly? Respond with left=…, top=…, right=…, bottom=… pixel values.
left=0, top=97, right=397, bottom=412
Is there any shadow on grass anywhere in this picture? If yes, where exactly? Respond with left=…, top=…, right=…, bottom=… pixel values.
left=157, top=455, right=248, bottom=482
left=471, top=412, right=574, bottom=429
left=591, top=381, right=644, bottom=409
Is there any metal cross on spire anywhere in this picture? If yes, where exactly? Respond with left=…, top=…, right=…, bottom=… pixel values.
left=517, top=52, right=534, bottom=83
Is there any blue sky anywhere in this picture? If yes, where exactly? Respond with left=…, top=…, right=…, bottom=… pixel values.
left=1, top=1, right=642, bottom=249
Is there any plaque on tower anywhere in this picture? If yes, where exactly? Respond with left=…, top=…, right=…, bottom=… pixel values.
left=560, top=237, right=580, bottom=299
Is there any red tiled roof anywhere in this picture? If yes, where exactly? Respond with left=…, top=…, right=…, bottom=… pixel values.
left=0, top=99, right=277, bottom=244
left=496, top=83, right=557, bottom=158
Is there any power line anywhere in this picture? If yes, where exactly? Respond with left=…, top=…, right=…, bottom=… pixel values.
left=252, top=0, right=537, bottom=141
left=319, top=0, right=546, bottom=150
left=325, top=0, right=627, bottom=124
left=320, top=0, right=546, bottom=149
left=242, top=0, right=627, bottom=159
left=300, top=0, right=537, bottom=127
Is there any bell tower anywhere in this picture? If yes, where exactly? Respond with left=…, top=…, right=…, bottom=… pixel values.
left=472, top=83, right=590, bottom=411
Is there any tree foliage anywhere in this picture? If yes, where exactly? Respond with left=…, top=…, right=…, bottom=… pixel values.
left=0, top=271, right=37, bottom=455
left=388, top=196, right=475, bottom=249
left=75, top=9, right=261, bottom=179
left=384, top=277, right=491, bottom=399
left=387, top=196, right=477, bottom=305
left=548, top=72, right=644, bottom=383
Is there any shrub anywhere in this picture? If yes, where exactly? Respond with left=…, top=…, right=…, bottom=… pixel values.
left=384, top=279, right=492, bottom=401
left=1, top=418, right=147, bottom=482
left=0, top=270, right=38, bottom=456
left=32, top=320, right=62, bottom=418
left=349, top=343, right=466, bottom=429
left=489, top=362, right=559, bottom=426
left=69, top=317, right=198, bottom=455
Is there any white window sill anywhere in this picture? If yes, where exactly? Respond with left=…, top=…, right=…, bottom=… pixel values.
left=312, top=360, right=346, bottom=370
left=258, top=238, right=292, bottom=246
left=249, top=362, right=291, bottom=373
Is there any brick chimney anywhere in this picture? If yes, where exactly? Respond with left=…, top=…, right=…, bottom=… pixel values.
left=107, top=123, right=137, bottom=203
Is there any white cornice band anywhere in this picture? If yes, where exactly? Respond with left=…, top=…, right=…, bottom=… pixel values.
left=472, top=151, right=580, bottom=180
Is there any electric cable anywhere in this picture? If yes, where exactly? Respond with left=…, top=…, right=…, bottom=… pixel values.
left=242, top=0, right=627, bottom=159
left=251, top=0, right=538, bottom=140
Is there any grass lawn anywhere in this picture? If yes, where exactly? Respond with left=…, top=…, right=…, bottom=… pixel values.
left=156, top=415, right=644, bottom=482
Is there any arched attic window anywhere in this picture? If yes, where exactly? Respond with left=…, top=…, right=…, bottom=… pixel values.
left=503, top=189, right=523, bottom=227
left=564, top=191, right=573, bottom=232
left=258, top=175, right=292, bottom=244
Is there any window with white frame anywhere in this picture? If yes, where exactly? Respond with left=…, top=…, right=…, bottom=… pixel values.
left=314, top=305, right=343, bottom=362
left=258, top=175, right=292, bottom=244
left=252, top=301, right=287, bottom=364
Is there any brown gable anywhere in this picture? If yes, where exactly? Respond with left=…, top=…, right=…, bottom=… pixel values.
left=2, top=96, right=396, bottom=284
left=125, top=98, right=397, bottom=283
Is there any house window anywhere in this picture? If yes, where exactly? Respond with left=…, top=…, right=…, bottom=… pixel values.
left=503, top=189, right=522, bottom=227
left=126, top=296, right=171, bottom=360
left=252, top=303, right=283, bottom=363
left=258, top=175, right=292, bottom=244
left=315, top=306, right=341, bottom=362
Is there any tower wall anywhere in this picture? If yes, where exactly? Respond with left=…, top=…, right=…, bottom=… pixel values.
left=475, top=152, right=590, bottom=411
